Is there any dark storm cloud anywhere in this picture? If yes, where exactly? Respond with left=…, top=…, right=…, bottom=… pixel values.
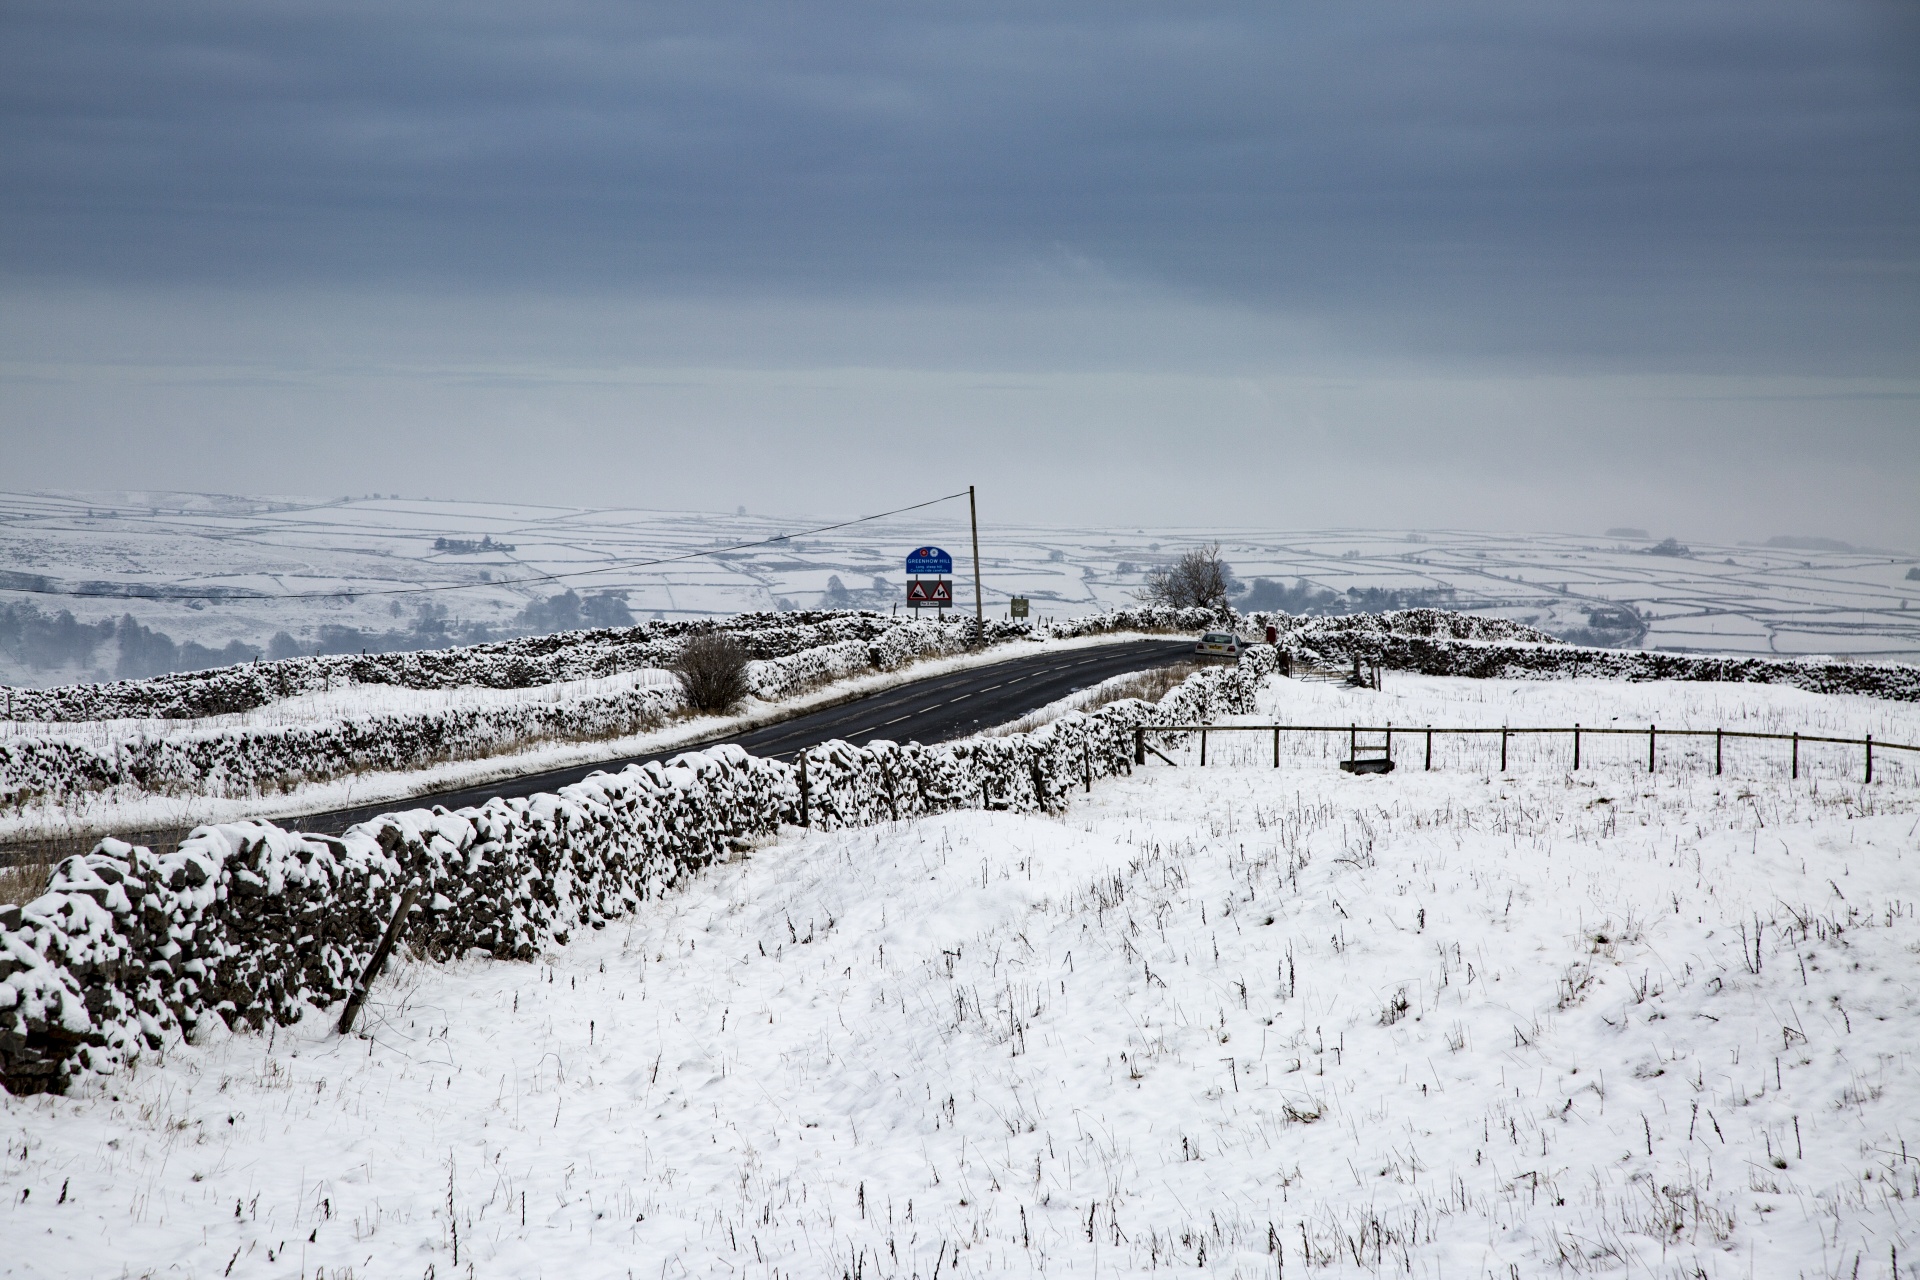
left=2, top=0, right=1916, bottom=368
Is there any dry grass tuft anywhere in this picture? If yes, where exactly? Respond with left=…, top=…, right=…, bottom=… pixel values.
left=0, top=859, right=52, bottom=907
left=1083, top=662, right=1204, bottom=711
left=986, top=661, right=1206, bottom=737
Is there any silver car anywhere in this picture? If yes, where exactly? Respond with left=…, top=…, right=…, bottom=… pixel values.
left=1194, top=630, right=1240, bottom=658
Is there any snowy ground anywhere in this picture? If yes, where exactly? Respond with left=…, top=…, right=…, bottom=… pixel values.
left=4, top=673, right=1919, bottom=1277
left=1220, top=673, right=1920, bottom=786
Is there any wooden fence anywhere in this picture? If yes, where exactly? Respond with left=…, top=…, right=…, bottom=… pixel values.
left=1134, top=723, right=1918, bottom=783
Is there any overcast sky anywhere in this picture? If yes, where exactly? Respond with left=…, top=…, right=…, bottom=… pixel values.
left=3, top=1, right=1916, bottom=545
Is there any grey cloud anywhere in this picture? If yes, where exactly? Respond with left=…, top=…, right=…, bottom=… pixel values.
left=2, top=0, right=1917, bottom=551
left=2, top=1, right=1916, bottom=368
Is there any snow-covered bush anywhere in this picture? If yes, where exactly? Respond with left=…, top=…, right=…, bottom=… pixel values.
left=0, top=657, right=1260, bottom=1094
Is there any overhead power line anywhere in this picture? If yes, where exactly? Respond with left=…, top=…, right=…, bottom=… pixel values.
left=4, top=490, right=972, bottom=604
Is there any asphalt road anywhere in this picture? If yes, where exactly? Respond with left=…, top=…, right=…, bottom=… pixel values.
left=295, top=638, right=1194, bottom=835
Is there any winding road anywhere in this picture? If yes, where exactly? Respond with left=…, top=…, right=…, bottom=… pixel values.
left=294, top=637, right=1194, bottom=835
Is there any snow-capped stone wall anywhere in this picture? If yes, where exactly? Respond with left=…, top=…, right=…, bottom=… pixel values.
left=0, top=619, right=1023, bottom=810
left=0, top=658, right=1265, bottom=1095
left=0, top=682, right=683, bottom=810
left=1274, top=611, right=1920, bottom=702
left=2, top=612, right=1037, bottom=724
left=1047, top=605, right=1231, bottom=638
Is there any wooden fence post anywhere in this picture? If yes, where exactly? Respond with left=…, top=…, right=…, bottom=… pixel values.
left=1792, top=732, right=1799, bottom=780
left=1425, top=726, right=1432, bottom=772
left=1648, top=725, right=1657, bottom=772
left=1027, top=748, right=1049, bottom=812
left=1499, top=728, right=1508, bottom=772
left=1134, top=726, right=1145, bottom=766
left=1573, top=724, right=1580, bottom=771
left=1384, top=725, right=1392, bottom=763
left=338, top=885, right=419, bottom=1036
left=1715, top=728, right=1723, bottom=776
left=1866, top=734, right=1873, bottom=784
left=1083, top=740, right=1092, bottom=793
left=798, top=754, right=811, bottom=827
left=1200, top=729, right=1208, bottom=767
left=1272, top=726, right=1280, bottom=768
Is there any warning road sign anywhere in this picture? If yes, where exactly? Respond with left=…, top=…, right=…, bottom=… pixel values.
left=906, top=580, right=953, bottom=605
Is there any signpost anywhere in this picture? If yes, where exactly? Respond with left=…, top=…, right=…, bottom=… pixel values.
left=905, top=546, right=955, bottom=614
left=1010, top=597, right=1030, bottom=619
left=906, top=546, right=954, bottom=576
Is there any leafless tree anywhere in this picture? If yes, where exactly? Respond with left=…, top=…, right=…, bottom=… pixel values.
left=673, top=632, right=752, bottom=713
left=1136, top=543, right=1235, bottom=609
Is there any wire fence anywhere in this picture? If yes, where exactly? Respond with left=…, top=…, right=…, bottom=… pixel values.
left=1136, top=723, right=1920, bottom=785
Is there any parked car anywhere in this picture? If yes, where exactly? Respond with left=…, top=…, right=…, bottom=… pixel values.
left=1194, top=630, right=1241, bottom=658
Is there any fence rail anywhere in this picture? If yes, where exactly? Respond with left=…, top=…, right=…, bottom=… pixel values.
left=1134, top=723, right=1918, bottom=783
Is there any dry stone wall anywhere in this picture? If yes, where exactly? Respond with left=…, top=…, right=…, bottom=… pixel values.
left=0, top=658, right=1266, bottom=1095
left=1, top=683, right=682, bottom=810
left=1274, top=611, right=1920, bottom=703
left=0, top=618, right=1025, bottom=810
left=10, top=603, right=1916, bottom=816
left=3, top=612, right=1035, bottom=723
left=1047, top=605, right=1230, bottom=638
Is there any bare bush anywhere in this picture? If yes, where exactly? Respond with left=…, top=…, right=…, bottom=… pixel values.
left=0, top=859, right=51, bottom=908
left=673, top=632, right=752, bottom=713
left=1137, top=544, right=1235, bottom=609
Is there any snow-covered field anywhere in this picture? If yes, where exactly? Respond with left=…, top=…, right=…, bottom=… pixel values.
left=4, top=672, right=1919, bottom=1277
left=1214, top=673, right=1920, bottom=787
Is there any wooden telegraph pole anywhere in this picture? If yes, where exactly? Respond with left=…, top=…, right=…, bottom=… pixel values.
left=969, top=484, right=983, bottom=623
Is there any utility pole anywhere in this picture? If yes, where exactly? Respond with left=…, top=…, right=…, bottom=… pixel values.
left=969, top=484, right=983, bottom=623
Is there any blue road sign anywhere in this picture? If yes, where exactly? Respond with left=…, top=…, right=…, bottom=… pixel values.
left=905, top=546, right=954, bottom=575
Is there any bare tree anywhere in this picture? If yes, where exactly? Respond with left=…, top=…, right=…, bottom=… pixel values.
left=673, top=632, right=752, bottom=713
left=1136, top=543, right=1236, bottom=609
